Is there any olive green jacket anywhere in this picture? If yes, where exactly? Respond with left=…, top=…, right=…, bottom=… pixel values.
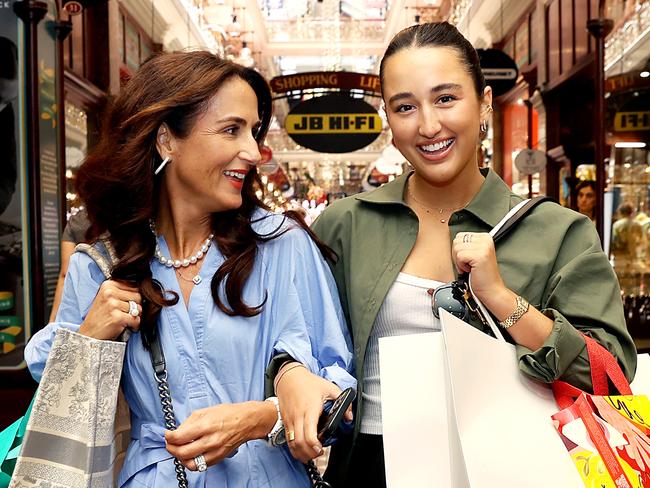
left=312, top=168, right=637, bottom=434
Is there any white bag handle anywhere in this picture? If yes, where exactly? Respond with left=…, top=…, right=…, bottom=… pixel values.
left=467, top=199, right=531, bottom=342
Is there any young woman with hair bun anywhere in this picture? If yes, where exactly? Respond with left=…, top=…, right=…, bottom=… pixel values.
left=305, top=22, right=637, bottom=487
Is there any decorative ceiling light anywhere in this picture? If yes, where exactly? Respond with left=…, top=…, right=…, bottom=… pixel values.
left=240, top=41, right=251, bottom=59
left=226, top=14, right=242, bottom=37
left=237, top=41, right=255, bottom=67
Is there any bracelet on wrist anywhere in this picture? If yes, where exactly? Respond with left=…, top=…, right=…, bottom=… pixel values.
left=273, top=362, right=305, bottom=393
left=499, top=295, right=529, bottom=329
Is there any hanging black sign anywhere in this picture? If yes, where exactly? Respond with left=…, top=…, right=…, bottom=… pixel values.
left=285, top=94, right=382, bottom=153
left=477, top=49, right=519, bottom=97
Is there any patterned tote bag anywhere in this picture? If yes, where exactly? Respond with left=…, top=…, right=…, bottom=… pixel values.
left=9, top=240, right=131, bottom=488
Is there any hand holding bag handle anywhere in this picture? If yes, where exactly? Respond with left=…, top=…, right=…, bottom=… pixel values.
left=77, top=239, right=189, bottom=488
left=456, top=197, right=632, bottom=405
left=458, top=196, right=556, bottom=341
left=459, top=196, right=632, bottom=408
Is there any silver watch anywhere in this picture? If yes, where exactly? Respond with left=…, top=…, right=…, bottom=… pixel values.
left=265, top=397, right=286, bottom=447
left=499, top=295, right=529, bottom=329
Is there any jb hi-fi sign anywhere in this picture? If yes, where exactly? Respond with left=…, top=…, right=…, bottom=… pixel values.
left=614, top=111, right=650, bottom=131
left=287, top=112, right=380, bottom=133
left=270, top=72, right=383, bottom=154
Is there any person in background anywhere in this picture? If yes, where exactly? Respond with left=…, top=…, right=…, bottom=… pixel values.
left=575, top=180, right=596, bottom=223
left=611, top=202, right=644, bottom=274
left=49, top=209, right=90, bottom=322
left=25, top=51, right=354, bottom=487
left=291, top=22, right=636, bottom=487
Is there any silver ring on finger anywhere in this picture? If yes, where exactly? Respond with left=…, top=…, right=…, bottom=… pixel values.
left=194, top=453, right=207, bottom=472
left=128, top=300, right=139, bottom=317
left=463, top=233, right=472, bottom=243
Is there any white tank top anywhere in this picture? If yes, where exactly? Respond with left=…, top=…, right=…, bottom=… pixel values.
left=360, top=272, right=444, bottom=435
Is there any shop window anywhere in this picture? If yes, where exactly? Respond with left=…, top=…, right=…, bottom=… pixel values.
left=608, top=145, right=650, bottom=349
left=515, top=20, right=529, bottom=68
left=125, top=20, right=140, bottom=72
left=502, top=100, right=539, bottom=195
left=608, top=146, right=650, bottom=291
left=0, top=21, right=24, bottom=366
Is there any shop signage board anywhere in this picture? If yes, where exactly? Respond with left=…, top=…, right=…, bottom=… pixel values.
left=270, top=72, right=381, bottom=96
left=514, top=149, right=547, bottom=175
left=605, top=71, right=650, bottom=94
left=477, top=49, right=519, bottom=97
left=63, top=0, right=83, bottom=15
left=614, top=111, right=650, bottom=131
left=284, top=94, right=382, bottom=153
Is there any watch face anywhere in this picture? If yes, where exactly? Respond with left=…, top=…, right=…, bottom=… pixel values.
left=273, top=427, right=287, bottom=446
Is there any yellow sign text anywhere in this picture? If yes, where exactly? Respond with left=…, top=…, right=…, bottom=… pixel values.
left=286, top=113, right=382, bottom=134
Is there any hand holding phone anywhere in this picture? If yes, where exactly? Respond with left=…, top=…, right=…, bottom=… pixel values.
left=317, top=387, right=356, bottom=447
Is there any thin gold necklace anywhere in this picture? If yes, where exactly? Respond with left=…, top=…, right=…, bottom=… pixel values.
left=176, top=267, right=202, bottom=285
left=407, top=186, right=470, bottom=224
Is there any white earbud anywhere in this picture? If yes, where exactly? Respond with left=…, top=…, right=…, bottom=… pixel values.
left=154, top=156, right=171, bottom=175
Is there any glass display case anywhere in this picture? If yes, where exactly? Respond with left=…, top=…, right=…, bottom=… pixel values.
left=0, top=10, right=26, bottom=368
left=607, top=145, right=650, bottom=347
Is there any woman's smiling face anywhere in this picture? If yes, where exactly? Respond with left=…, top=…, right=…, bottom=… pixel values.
left=382, top=46, right=492, bottom=187
left=161, top=76, right=262, bottom=214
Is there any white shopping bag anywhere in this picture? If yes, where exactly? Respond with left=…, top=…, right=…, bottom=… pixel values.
left=379, top=310, right=585, bottom=488
left=440, top=309, right=582, bottom=487
left=379, top=332, right=469, bottom=488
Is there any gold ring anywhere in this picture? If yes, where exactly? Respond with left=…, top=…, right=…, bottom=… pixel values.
left=287, top=430, right=295, bottom=442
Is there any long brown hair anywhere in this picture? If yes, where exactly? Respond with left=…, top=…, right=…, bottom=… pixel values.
left=77, top=51, right=332, bottom=348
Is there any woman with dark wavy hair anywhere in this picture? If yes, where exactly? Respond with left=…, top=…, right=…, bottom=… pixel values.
left=24, top=51, right=354, bottom=487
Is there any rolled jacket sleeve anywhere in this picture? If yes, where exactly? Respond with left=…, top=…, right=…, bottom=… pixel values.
left=516, top=218, right=637, bottom=391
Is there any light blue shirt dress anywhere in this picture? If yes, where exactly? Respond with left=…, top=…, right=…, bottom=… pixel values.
left=25, top=211, right=356, bottom=487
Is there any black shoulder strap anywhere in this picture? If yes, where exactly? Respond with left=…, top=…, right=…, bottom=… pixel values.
left=491, top=196, right=555, bottom=244
left=73, top=231, right=184, bottom=482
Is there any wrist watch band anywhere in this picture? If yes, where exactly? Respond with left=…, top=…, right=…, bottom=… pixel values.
left=265, top=396, right=286, bottom=447
left=499, top=295, right=529, bottom=329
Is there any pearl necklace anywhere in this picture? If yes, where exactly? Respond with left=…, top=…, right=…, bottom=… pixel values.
left=149, top=220, right=214, bottom=285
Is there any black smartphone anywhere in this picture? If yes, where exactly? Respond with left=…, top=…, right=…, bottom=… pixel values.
left=317, top=387, right=356, bottom=446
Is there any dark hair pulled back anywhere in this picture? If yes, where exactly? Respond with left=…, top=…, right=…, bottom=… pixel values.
left=379, top=21, right=486, bottom=99
left=77, top=51, right=330, bottom=348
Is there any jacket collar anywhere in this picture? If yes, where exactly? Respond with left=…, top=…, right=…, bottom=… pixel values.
left=355, top=168, right=520, bottom=228
left=355, top=171, right=410, bottom=206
